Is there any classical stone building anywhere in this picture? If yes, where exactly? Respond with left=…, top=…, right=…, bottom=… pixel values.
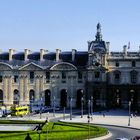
left=0, top=23, right=140, bottom=111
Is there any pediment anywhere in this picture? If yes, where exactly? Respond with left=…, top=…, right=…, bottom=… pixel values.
left=19, top=62, right=43, bottom=71
left=50, top=62, right=77, bottom=70
left=0, top=62, right=12, bottom=70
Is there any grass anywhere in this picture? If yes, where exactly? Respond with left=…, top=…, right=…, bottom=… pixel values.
left=0, top=122, right=108, bottom=140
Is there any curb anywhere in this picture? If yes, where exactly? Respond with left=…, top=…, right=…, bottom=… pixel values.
left=93, top=123, right=140, bottom=131
left=59, top=120, right=112, bottom=140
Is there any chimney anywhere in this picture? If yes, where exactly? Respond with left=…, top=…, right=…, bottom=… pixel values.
left=123, top=45, right=127, bottom=56
left=9, top=49, right=16, bottom=61
left=40, top=49, right=48, bottom=61
left=72, top=49, right=76, bottom=62
left=24, top=49, right=31, bottom=61
left=106, top=42, right=110, bottom=55
left=56, top=49, right=61, bottom=61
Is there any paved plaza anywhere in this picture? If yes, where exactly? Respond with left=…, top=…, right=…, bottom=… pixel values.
left=0, top=109, right=140, bottom=139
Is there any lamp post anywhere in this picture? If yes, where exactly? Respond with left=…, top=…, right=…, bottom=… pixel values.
left=128, top=101, right=131, bottom=126
left=31, top=95, right=34, bottom=113
left=81, top=97, right=84, bottom=118
left=40, top=97, right=43, bottom=119
left=37, top=124, right=42, bottom=140
left=70, top=97, right=72, bottom=120
left=63, top=106, right=65, bottom=120
left=91, top=96, right=93, bottom=116
left=53, top=96, right=55, bottom=117
left=46, top=117, right=49, bottom=140
left=87, top=114, right=90, bottom=140
left=88, top=100, right=91, bottom=117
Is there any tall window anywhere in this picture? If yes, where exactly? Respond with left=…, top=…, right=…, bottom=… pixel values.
left=130, top=70, right=137, bottom=83
left=114, top=71, right=121, bottom=83
left=132, top=61, right=136, bottom=67
left=78, top=71, right=82, bottom=79
left=30, top=71, right=34, bottom=83
left=46, top=72, right=50, bottom=83
left=62, top=72, right=66, bottom=79
left=115, top=62, right=119, bottom=67
left=62, top=71, right=66, bottom=83
left=14, top=75, right=19, bottom=83
left=0, top=75, right=2, bottom=83
left=95, top=71, right=100, bottom=78
left=78, top=71, right=82, bottom=83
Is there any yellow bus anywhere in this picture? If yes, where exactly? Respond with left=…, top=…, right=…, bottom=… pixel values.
left=11, top=105, right=29, bottom=116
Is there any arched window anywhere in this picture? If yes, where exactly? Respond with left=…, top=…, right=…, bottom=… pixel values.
left=29, top=90, right=35, bottom=102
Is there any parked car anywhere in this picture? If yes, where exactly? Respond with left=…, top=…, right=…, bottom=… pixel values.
left=131, top=136, right=140, bottom=140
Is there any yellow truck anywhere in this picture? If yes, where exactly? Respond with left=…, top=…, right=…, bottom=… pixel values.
left=11, top=105, right=29, bottom=116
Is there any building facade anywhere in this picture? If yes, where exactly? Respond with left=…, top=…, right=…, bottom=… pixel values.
left=0, top=23, right=140, bottom=111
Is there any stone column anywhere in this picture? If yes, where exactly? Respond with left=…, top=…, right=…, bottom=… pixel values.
left=39, top=75, right=44, bottom=96
left=8, top=76, right=13, bottom=105
left=3, top=76, right=8, bottom=105
left=70, top=76, right=74, bottom=107
left=24, top=75, right=29, bottom=105
left=19, top=75, right=24, bottom=105
left=35, top=75, right=40, bottom=101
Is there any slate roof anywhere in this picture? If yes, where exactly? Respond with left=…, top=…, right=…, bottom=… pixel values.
left=0, top=51, right=89, bottom=69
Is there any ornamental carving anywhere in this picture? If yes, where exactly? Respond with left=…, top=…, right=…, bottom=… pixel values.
left=51, top=63, right=76, bottom=70
left=0, top=64, right=12, bottom=70
left=20, top=63, right=42, bottom=71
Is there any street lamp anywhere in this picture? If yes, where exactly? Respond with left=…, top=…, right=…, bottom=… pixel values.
left=70, top=97, right=72, bottom=120
left=128, top=101, right=131, bottom=126
left=46, top=117, right=49, bottom=140
left=88, top=100, right=91, bottom=117
left=91, top=96, right=93, bottom=116
left=31, top=95, right=34, bottom=113
left=63, top=106, right=66, bottom=120
left=81, top=97, right=84, bottom=118
left=37, top=124, right=42, bottom=140
left=40, top=96, right=43, bottom=119
left=87, top=115, right=90, bottom=140
left=53, top=96, right=55, bottom=117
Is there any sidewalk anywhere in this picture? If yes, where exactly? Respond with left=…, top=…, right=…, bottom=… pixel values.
left=59, top=109, right=140, bottom=139
left=60, top=109, right=140, bottom=129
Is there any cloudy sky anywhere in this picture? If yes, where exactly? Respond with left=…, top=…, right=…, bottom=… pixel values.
left=0, top=0, right=140, bottom=52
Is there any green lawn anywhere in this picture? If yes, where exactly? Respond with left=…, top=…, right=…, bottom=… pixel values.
left=0, top=122, right=108, bottom=140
